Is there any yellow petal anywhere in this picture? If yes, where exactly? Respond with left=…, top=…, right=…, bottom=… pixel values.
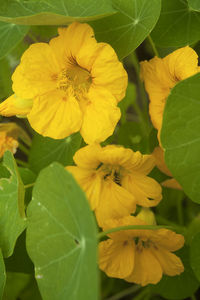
left=95, top=179, right=136, bottom=227
left=122, top=173, right=162, bottom=207
left=162, top=178, right=182, bottom=190
left=150, top=229, right=185, bottom=252
left=163, top=46, right=199, bottom=82
left=125, top=247, right=163, bottom=286
left=99, top=239, right=135, bottom=279
left=98, top=144, right=134, bottom=169
left=72, top=144, right=102, bottom=169
left=0, top=94, right=33, bottom=117
left=27, top=90, right=82, bottom=139
left=152, top=146, right=172, bottom=177
left=80, top=88, right=121, bottom=144
left=12, top=43, right=60, bottom=99
left=151, top=247, right=184, bottom=276
left=129, top=154, right=155, bottom=175
left=91, top=43, right=128, bottom=102
left=66, top=166, right=102, bottom=210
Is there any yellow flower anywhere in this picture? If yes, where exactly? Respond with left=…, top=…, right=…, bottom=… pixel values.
left=0, top=122, right=30, bottom=158
left=153, top=146, right=182, bottom=190
left=99, top=215, right=184, bottom=286
left=66, top=144, right=162, bottom=226
left=0, top=22, right=127, bottom=144
left=140, top=46, right=199, bottom=135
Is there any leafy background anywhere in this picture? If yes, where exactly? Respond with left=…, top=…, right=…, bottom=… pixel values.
left=0, top=0, right=200, bottom=299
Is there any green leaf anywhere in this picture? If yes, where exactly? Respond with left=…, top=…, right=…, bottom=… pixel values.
left=151, top=0, right=200, bottom=47
left=2, top=272, right=31, bottom=300
left=161, top=73, right=200, bottom=204
left=90, top=0, right=161, bottom=59
left=190, top=232, right=200, bottom=281
left=26, top=163, right=99, bottom=300
left=0, top=22, right=29, bottom=59
left=151, top=246, right=199, bottom=299
left=188, top=0, right=200, bottom=11
left=0, top=0, right=115, bottom=25
left=0, top=151, right=26, bottom=257
left=0, top=250, right=6, bottom=299
left=29, top=132, right=82, bottom=174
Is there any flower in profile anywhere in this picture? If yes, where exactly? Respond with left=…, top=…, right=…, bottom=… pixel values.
left=0, top=22, right=127, bottom=144
left=140, top=46, right=199, bottom=138
left=0, top=122, right=30, bottom=158
left=66, top=144, right=162, bottom=226
left=153, top=146, right=182, bottom=190
left=99, top=212, right=184, bottom=286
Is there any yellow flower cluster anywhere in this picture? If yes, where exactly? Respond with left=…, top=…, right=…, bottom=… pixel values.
left=0, top=22, right=187, bottom=286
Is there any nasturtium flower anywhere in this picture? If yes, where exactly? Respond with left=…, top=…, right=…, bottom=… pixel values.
left=153, top=146, right=182, bottom=190
left=0, top=22, right=127, bottom=144
left=99, top=214, right=184, bottom=286
left=66, top=144, right=162, bottom=226
left=0, top=122, right=30, bottom=158
left=140, top=46, right=199, bottom=136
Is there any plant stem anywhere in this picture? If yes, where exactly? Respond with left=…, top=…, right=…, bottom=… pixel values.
left=28, top=31, right=39, bottom=43
left=191, top=294, right=197, bottom=300
left=98, top=224, right=173, bottom=240
left=24, top=183, right=35, bottom=189
left=18, top=143, right=30, bottom=156
left=105, top=285, right=141, bottom=300
left=133, top=287, right=151, bottom=300
left=176, top=192, right=184, bottom=225
left=156, top=215, right=185, bottom=233
left=15, top=158, right=29, bottom=168
left=147, top=35, right=159, bottom=57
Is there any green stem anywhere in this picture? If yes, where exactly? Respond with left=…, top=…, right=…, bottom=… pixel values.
left=156, top=215, right=185, bottom=233
left=105, top=285, right=141, bottom=300
left=147, top=35, right=159, bottom=57
left=98, top=224, right=173, bottom=240
left=176, top=192, right=184, bottom=225
left=191, top=294, right=197, bottom=300
left=133, top=287, right=150, bottom=300
left=24, top=183, right=35, bottom=189
left=15, top=159, right=29, bottom=168
left=18, top=143, right=30, bottom=156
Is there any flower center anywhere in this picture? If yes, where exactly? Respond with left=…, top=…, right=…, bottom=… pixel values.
left=56, top=58, right=92, bottom=101
left=96, top=163, right=123, bottom=186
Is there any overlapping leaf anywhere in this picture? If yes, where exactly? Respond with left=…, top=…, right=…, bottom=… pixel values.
left=151, top=0, right=200, bottom=47
left=26, top=163, right=98, bottom=300
left=0, top=151, right=26, bottom=257
left=91, top=0, right=161, bottom=59
left=161, top=73, right=200, bottom=204
left=0, top=0, right=115, bottom=25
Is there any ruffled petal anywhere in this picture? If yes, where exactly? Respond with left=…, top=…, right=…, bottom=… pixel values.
left=72, top=144, right=102, bottom=169
left=66, top=166, right=102, bottom=210
left=151, top=247, right=184, bottom=276
left=95, top=179, right=136, bottom=227
left=99, top=239, right=135, bottom=278
left=150, top=229, right=185, bottom=252
left=98, top=145, right=134, bottom=168
left=27, top=90, right=82, bottom=139
left=80, top=88, right=121, bottom=144
left=122, top=173, right=162, bottom=207
left=0, top=94, right=33, bottom=117
left=12, top=43, right=60, bottom=99
left=91, top=43, right=128, bottom=102
left=125, top=247, right=163, bottom=286
left=153, top=146, right=172, bottom=177
left=129, top=154, right=155, bottom=175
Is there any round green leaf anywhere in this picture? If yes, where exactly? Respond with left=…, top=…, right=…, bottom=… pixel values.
left=161, top=73, right=200, bottom=204
left=29, top=132, right=82, bottom=174
left=0, top=151, right=26, bottom=257
left=151, top=0, right=200, bottom=47
left=0, top=22, right=29, bottom=59
left=188, top=0, right=200, bottom=11
left=0, top=0, right=115, bottom=25
left=151, top=246, right=199, bottom=299
left=90, top=0, right=161, bottom=59
left=190, top=232, right=200, bottom=281
left=0, top=250, right=6, bottom=299
left=26, top=163, right=99, bottom=300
